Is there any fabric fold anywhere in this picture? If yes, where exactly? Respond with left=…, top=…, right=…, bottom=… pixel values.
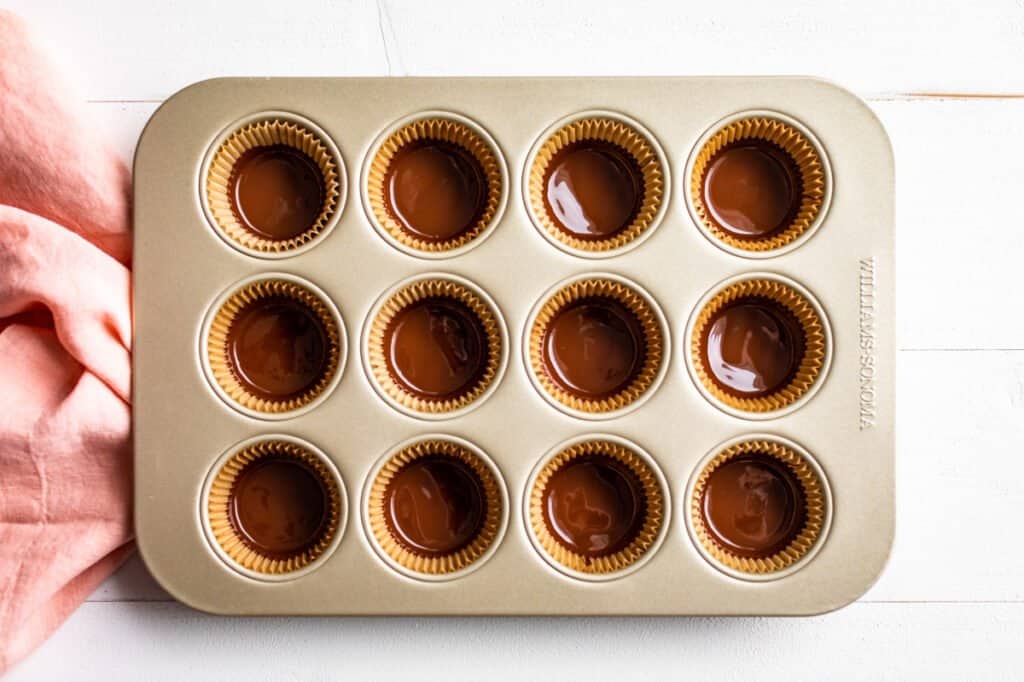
left=0, top=10, right=134, bottom=673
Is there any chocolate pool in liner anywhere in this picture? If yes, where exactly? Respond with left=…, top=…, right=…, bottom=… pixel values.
left=205, top=115, right=342, bottom=255
left=688, top=438, right=828, bottom=577
left=527, top=114, right=667, bottom=255
left=366, top=276, right=505, bottom=417
left=688, top=276, right=826, bottom=415
left=688, top=113, right=828, bottom=254
left=205, top=437, right=344, bottom=577
left=527, top=276, right=667, bottom=417
left=205, top=276, right=343, bottom=417
left=528, top=438, right=666, bottom=577
left=366, top=438, right=505, bottom=577
left=365, top=115, right=505, bottom=256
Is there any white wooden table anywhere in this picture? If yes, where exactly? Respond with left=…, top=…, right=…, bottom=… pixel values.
left=5, top=1, right=1024, bottom=678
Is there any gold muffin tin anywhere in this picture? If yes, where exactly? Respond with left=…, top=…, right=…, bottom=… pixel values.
left=134, top=77, right=893, bottom=615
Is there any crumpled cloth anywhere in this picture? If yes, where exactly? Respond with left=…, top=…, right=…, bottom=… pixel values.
left=0, top=10, right=133, bottom=672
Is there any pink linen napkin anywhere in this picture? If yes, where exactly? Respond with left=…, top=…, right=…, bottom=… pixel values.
left=0, top=10, right=133, bottom=672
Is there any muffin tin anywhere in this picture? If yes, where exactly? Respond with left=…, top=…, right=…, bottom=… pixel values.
left=134, top=77, right=893, bottom=615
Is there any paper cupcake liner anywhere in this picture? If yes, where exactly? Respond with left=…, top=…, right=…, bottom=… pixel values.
left=206, top=278, right=342, bottom=414
left=529, top=439, right=664, bottom=575
left=366, top=117, right=503, bottom=253
left=206, top=439, right=342, bottom=575
left=529, top=278, right=664, bottom=414
left=690, top=439, right=825, bottom=575
left=368, top=439, right=502, bottom=575
left=528, top=116, right=665, bottom=253
left=689, top=116, right=826, bottom=252
left=206, top=118, right=341, bottom=253
left=689, top=278, right=825, bottom=413
left=367, top=278, right=502, bottom=415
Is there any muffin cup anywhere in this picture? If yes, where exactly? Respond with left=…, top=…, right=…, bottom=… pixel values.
left=526, top=112, right=668, bottom=256
left=526, top=274, right=668, bottom=418
left=204, top=436, right=344, bottom=579
left=687, top=111, right=829, bottom=255
left=365, top=112, right=506, bottom=256
left=687, top=274, right=828, bottom=417
left=687, top=436, right=829, bottom=578
left=364, top=274, right=506, bottom=418
left=526, top=436, right=667, bottom=579
left=204, top=113, right=343, bottom=256
left=365, top=436, right=506, bottom=579
left=204, top=274, right=344, bottom=418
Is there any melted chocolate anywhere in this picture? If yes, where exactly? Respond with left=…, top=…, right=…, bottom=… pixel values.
left=543, top=141, right=643, bottom=240
left=701, top=297, right=805, bottom=398
left=542, top=454, right=645, bottom=559
left=384, top=140, right=487, bottom=242
left=384, top=297, right=488, bottom=400
left=383, top=455, right=486, bottom=557
left=227, top=296, right=329, bottom=400
left=700, top=453, right=806, bottom=558
left=229, top=455, right=329, bottom=558
left=542, top=297, right=644, bottom=399
left=228, top=145, right=325, bottom=241
left=701, top=140, right=802, bottom=239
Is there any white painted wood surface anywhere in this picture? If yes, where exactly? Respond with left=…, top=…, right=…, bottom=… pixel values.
left=4, top=0, right=1024, bottom=678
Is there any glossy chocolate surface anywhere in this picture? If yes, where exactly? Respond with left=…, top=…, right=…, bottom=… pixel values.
left=229, top=455, right=329, bottom=557
left=542, top=454, right=645, bottom=559
left=384, top=296, right=488, bottom=400
left=384, top=455, right=486, bottom=557
left=701, top=297, right=805, bottom=398
left=702, top=140, right=802, bottom=239
left=384, top=140, right=487, bottom=242
left=542, top=296, right=644, bottom=399
left=543, top=141, right=643, bottom=240
left=227, top=296, right=329, bottom=401
left=700, top=453, right=805, bottom=558
left=229, top=145, right=325, bottom=241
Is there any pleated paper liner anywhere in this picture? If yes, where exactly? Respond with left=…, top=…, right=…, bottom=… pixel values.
left=689, top=277, right=826, bottom=414
left=689, top=438, right=826, bottom=576
left=689, top=114, right=827, bottom=253
left=206, top=439, right=342, bottom=576
left=366, top=116, right=504, bottom=254
left=527, top=115, right=665, bottom=254
left=206, top=278, right=342, bottom=415
left=205, top=117, right=342, bottom=254
left=367, top=438, right=503, bottom=576
left=528, top=439, right=664, bottom=575
left=528, top=277, right=665, bottom=415
left=366, top=277, right=503, bottom=416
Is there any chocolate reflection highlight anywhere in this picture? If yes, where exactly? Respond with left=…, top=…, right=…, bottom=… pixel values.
left=690, top=439, right=825, bottom=575
left=367, top=278, right=503, bottom=416
left=229, top=145, right=325, bottom=241
left=367, top=116, right=503, bottom=254
left=689, top=115, right=826, bottom=253
left=207, top=278, right=342, bottom=414
left=383, top=297, right=488, bottom=401
left=384, top=455, right=485, bottom=557
left=368, top=439, right=503, bottom=576
left=206, top=118, right=341, bottom=254
left=529, top=277, right=664, bottom=415
left=690, top=278, right=825, bottom=414
left=226, top=296, right=330, bottom=401
left=701, top=298, right=806, bottom=399
left=542, top=455, right=645, bottom=558
left=529, top=439, right=664, bottom=575
left=543, top=141, right=644, bottom=241
left=702, top=140, right=802, bottom=240
left=528, top=116, right=665, bottom=253
left=384, top=140, right=487, bottom=243
left=207, top=439, right=342, bottom=576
